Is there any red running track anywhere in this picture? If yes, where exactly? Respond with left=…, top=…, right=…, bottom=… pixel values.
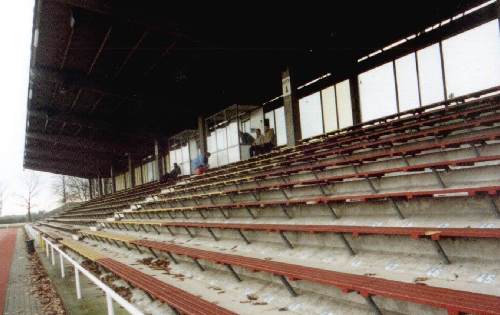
left=0, top=229, right=17, bottom=315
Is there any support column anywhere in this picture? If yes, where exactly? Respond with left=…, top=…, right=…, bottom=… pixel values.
left=154, top=139, right=163, bottom=180
left=110, top=165, right=116, bottom=193
left=128, top=154, right=136, bottom=188
left=198, top=116, right=207, bottom=155
left=102, top=178, right=108, bottom=195
left=282, top=67, right=301, bottom=146
left=88, top=178, right=94, bottom=199
left=349, top=75, right=362, bottom=124
left=98, top=176, right=104, bottom=196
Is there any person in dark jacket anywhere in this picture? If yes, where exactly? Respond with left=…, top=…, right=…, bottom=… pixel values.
left=160, top=163, right=181, bottom=183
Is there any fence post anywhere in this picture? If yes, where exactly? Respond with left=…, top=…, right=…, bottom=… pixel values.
left=51, top=245, right=55, bottom=265
left=59, top=253, right=65, bottom=278
left=106, top=292, right=115, bottom=315
left=75, top=265, right=82, bottom=299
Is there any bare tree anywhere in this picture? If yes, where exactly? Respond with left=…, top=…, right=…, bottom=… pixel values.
left=53, top=175, right=90, bottom=203
left=52, top=175, right=67, bottom=204
left=19, top=171, right=40, bottom=222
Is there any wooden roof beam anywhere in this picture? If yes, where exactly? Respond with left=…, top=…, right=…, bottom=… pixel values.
left=26, top=131, right=128, bottom=153
left=49, top=0, right=189, bottom=40
left=31, top=66, right=143, bottom=101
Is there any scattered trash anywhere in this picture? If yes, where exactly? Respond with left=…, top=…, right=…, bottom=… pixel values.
left=414, top=276, right=429, bottom=283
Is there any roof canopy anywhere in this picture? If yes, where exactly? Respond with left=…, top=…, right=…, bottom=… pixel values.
left=24, top=0, right=496, bottom=177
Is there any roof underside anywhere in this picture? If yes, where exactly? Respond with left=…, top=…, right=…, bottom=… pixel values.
left=24, top=0, right=497, bottom=177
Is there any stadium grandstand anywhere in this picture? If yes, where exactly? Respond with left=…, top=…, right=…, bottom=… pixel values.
left=16, top=0, right=500, bottom=314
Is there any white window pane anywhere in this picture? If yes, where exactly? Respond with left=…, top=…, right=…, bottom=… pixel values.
left=216, top=128, right=227, bottom=150
left=264, top=111, right=275, bottom=130
left=208, top=154, right=218, bottom=168
left=242, top=120, right=251, bottom=134
left=189, top=139, right=198, bottom=161
left=336, top=80, right=353, bottom=129
left=396, top=53, right=420, bottom=111
left=217, top=150, right=229, bottom=166
left=207, top=133, right=216, bottom=153
left=228, top=146, right=240, bottom=163
left=359, top=62, right=398, bottom=121
left=274, top=107, right=287, bottom=146
left=250, top=108, right=264, bottom=137
left=443, top=20, right=500, bottom=98
left=227, top=121, right=239, bottom=147
left=142, top=164, right=149, bottom=183
left=299, top=92, right=323, bottom=139
left=134, top=166, right=142, bottom=185
left=181, top=145, right=189, bottom=162
left=175, top=149, right=182, bottom=164
left=417, top=44, right=445, bottom=105
left=181, top=163, right=190, bottom=176
left=321, top=86, right=338, bottom=133
left=148, top=162, right=155, bottom=181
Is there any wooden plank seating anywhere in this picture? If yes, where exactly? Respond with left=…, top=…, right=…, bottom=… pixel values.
left=147, top=154, right=500, bottom=206
left=60, top=238, right=106, bottom=261
left=81, top=230, right=136, bottom=244
left=180, top=88, right=500, bottom=185
left=38, top=222, right=80, bottom=233
left=48, top=218, right=98, bottom=226
left=120, top=185, right=500, bottom=219
left=290, top=112, right=500, bottom=164
left=98, top=236, right=500, bottom=315
left=299, top=98, right=500, bottom=155
left=104, top=221, right=500, bottom=240
left=299, top=85, right=500, bottom=145
left=63, top=181, right=164, bottom=215
left=162, top=128, right=500, bottom=198
left=61, top=238, right=236, bottom=314
left=49, top=92, right=500, bottom=223
left=33, top=225, right=63, bottom=241
left=175, top=96, right=500, bottom=188
left=59, top=210, right=117, bottom=219
left=96, top=258, right=236, bottom=315
left=100, top=220, right=500, bottom=262
left=211, top=111, right=500, bottom=185
left=48, top=90, right=500, bottom=227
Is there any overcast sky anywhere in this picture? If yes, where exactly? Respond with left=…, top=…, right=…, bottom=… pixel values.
left=0, top=0, right=59, bottom=216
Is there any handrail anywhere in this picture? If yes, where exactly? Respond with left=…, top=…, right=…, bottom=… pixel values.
left=25, top=225, right=144, bottom=315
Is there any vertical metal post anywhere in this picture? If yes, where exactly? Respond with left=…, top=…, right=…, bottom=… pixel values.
left=333, top=84, right=340, bottom=129
left=59, top=253, right=65, bottom=278
left=414, top=52, right=423, bottom=107
left=110, top=165, right=116, bottom=193
left=319, top=87, right=326, bottom=134
left=155, top=139, right=163, bottom=180
left=439, top=41, right=448, bottom=100
left=392, top=60, right=400, bottom=113
left=88, top=178, right=94, bottom=199
left=128, top=154, right=136, bottom=188
left=106, top=292, right=115, bottom=315
left=349, top=75, right=362, bottom=124
left=75, top=266, right=82, bottom=299
left=282, top=67, right=301, bottom=146
left=140, top=161, right=145, bottom=185
left=45, top=240, right=49, bottom=257
left=51, top=245, right=55, bottom=265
